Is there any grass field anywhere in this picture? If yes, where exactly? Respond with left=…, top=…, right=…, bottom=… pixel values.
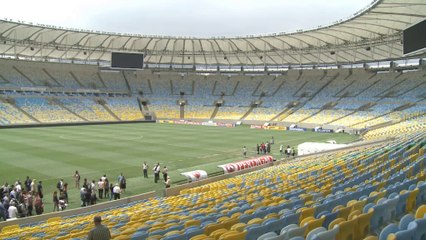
left=0, top=123, right=357, bottom=212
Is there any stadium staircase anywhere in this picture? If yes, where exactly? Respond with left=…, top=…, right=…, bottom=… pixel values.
left=333, top=78, right=355, bottom=98
left=51, top=98, right=89, bottom=122
left=180, top=104, right=185, bottom=119
left=292, top=81, right=308, bottom=97
left=395, top=80, right=426, bottom=98
left=270, top=80, right=285, bottom=96
left=270, top=101, right=299, bottom=122
left=120, top=71, right=132, bottom=92
left=212, top=81, right=217, bottom=96
left=142, top=102, right=150, bottom=112
left=191, top=80, right=195, bottom=95
left=170, top=80, right=174, bottom=95
left=282, top=75, right=338, bottom=122
left=240, top=105, right=255, bottom=120
left=12, top=66, right=36, bottom=86
left=0, top=73, right=10, bottom=84
left=147, top=79, right=154, bottom=94
left=42, top=69, right=63, bottom=87
left=298, top=102, right=338, bottom=123
left=69, top=72, right=85, bottom=88
left=210, top=105, right=220, bottom=119
left=326, top=102, right=376, bottom=125
left=231, top=81, right=239, bottom=96
left=251, top=82, right=262, bottom=96
left=96, top=72, right=108, bottom=88
left=5, top=98, right=41, bottom=123
left=376, top=76, right=409, bottom=98
left=353, top=76, right=382, bottom=97
left=98, top=99, right=121, bottom=121
left=350, top=103, right=417, bottom=128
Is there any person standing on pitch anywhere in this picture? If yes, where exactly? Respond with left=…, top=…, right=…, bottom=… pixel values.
left=242, top=146, right=247, bottom=157
left=164, top=176, right=171, bottom=188
left=87, top=216, right=111, bottom=240
left=143, top=162, right=148, bottom=178
left=113, top=183, right=121, bottom=200
left=73, top=170, right=80, bottom=189
left=162, top=166, right=168, bottom=182
left=153, top=163, right=160, bottom=183
left=97, top=178, right=104, bottom=199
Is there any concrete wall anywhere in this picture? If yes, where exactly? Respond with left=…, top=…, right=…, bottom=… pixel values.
left=0, top=191, right=156, bottom=230
left=0, top=120, right=155, bottom=129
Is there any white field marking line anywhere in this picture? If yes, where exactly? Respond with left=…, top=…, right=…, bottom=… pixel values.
left=197, top=153, right=221, bottom=159
left=31, top=166, right=139, bottom=182
left=194, top=135, right=320, bottom=159
left=59, top=135, right=144, bottom=142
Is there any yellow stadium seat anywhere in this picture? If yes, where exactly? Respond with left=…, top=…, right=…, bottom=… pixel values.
left=230, top=223, right=246, bottom=232
left=348, top=210, right=362, bottom=220
left=298, top=207, right=315, bottom=223
left=205, top=223, right=226, bottom=236
left=146, top=235, right=163, bottom=240
left=222, top=218, right=239, bottom=230
left=218, top=230, right=247, bottom=240
left=357, top=210, right=374, bottom=239
left=337, top=217, right=358, bottom=240
left=333, top=205, right=352, bottom=220
left=415, top=205, right=426, bottom=219
left=407, top=189, right=419, bottom=212
left=247, top=218, right=263, bottom=225
left=328, top=218, right=345, bottom=230
left=185, top=219, right=201, bottom=228
left=363, top=236, right=378, bottom=240
left=190, top=234, right=215, bottom=240
left=210, top=228, right=228, bottom=240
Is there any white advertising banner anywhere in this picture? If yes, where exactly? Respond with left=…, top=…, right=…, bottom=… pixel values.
left=180, top=170, right=208, bottom=182
left=218, top=155, right=274, bottom=174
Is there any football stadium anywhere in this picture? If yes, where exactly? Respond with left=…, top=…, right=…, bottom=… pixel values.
left=0, top=0, right=426, bottom=239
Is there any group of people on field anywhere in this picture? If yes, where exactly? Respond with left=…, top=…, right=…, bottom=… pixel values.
left=143, top=162, right=171, bottom=188
left=242, top=136, right=275, bottom=157
left=280, top=144, right=296, bottom=157
left=75, top=171, right=127, bottom=207
left=0, top=177, right=44, bottom=221
left=1, top=164, right=172, bottom=220
left=242, top=136, right=297, bottom=159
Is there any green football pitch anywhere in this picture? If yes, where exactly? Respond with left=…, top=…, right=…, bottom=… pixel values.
left=0, top=123, right=358, bottom=212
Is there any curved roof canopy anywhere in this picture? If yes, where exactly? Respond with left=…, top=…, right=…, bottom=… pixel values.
left=0, top=0, right=425, bottom=66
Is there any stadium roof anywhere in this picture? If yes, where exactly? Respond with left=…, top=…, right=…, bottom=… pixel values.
left=0, top=0, right=425, bottom=67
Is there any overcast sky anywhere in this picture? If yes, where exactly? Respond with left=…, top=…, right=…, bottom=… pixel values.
left=1, top=0, right=373, bottom=37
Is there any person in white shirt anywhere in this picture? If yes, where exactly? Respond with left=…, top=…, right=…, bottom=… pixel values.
left=97, top=179, right=104, bottom=199
left=143, top=162, right=148, bottom=178
left=30, top=179, right=36, bottom=193
left=90, top=180, right=96, bottom=193
left=280, top=144, right=284, bottom=156
left=286, top=146, right=291, bottom=157
left=112, top=184, right=121, bottom=200
left=8, top=203, right=18, bottom=219
left=15, top=183, right=22, bottom=193
left=153, top=163, right=160, bottom=183
left=164, top=176, right=171, bottom=188
left=162, top=166, right=168, bottom=182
